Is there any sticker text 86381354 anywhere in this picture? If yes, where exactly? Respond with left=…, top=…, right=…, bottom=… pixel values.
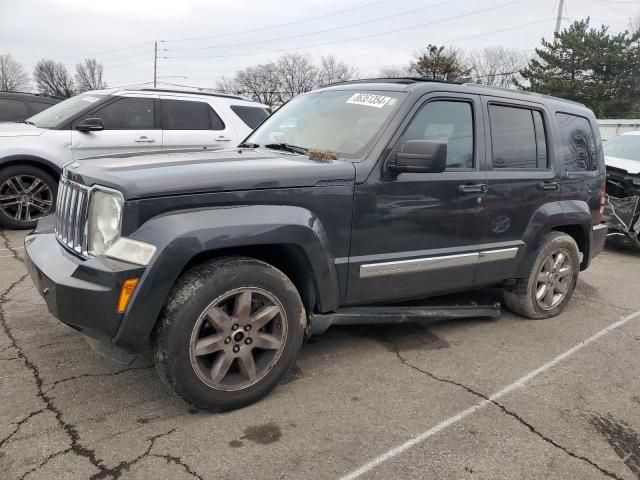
left=346, top=93, right=392, bottom=109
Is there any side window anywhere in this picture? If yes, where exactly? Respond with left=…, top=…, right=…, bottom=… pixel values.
left=91, top=97, right=155, bottom=130
left=489, top=104, right=548, bottom=169
left=401, top=100, right=474, bottom=169
left=29, top=102, right=54, bottom=114
left=0, top=99, right=29, bottom=122
left=230, top=105, right=269, bottom=129
left=162, top=99, right=225, bottom=130
left=555, top=113, right=597, bottom=171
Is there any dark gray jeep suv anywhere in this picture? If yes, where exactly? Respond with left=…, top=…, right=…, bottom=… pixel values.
left=24, top=79, right=607, bottom=410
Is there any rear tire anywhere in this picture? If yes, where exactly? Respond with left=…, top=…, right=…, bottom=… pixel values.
left=152, top=256, right=306, bottom=411
left=0, top=165, right=57, bottom=229
left=503, top=232, right=580, bottom=319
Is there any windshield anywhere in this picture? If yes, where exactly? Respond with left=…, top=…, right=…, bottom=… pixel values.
left=246, top=90, right=404, bottom=159
left=604, top=134, right=640, bottom=162
left=27, top=93, right=106, bottom=128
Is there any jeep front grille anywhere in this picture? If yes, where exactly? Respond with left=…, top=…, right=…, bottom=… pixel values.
left=55, top=177, right=90, bottom=255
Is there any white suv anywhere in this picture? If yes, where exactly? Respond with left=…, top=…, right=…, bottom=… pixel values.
left=0, top=88, right=269, bottom=228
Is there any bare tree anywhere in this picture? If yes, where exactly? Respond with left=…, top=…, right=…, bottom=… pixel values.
left=75, top=58, right=106, bottom=92
left=235, top=63, right=282, bottom=107
left=0, top=54, right=29, bottom=91
left=317, top=55, right=357, bottom=86
left=377, top=66, right=410, bottom=78
left=409, top=45, right=472, bottom=81
left=468, top=47, right=531, bottom=89
left=33, top=60, right=75, bottom=98
left=631, top=11, right=640, bottom=33
left=215, top=76, right=242, bottom=95
left=276, top=53, right=318, bottom=103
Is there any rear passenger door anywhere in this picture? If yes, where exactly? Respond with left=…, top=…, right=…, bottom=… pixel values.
left=161, top=98, right=234, bottom=150
left=477, top=97, right=561, bottom=285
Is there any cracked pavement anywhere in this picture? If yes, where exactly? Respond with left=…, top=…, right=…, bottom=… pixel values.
left=1, top=228, right=640, bottom=480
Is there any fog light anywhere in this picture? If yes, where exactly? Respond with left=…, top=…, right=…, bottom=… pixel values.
left=117, top=278, right=140, bottom=314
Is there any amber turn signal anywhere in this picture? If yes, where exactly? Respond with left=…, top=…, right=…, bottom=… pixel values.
left=117, top=278, right=140, bottom=314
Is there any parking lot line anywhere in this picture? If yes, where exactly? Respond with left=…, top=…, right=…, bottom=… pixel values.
left=338, top=309, right=640, bottom=480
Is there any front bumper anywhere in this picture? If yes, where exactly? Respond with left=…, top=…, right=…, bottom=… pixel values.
left=24, top=215, right=145, bottom=346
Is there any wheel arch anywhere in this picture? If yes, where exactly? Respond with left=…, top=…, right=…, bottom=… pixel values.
left=112, top=205, right=341, bottom=353
left=516, top=201, right=594, bottom=276
left=0, top=155, right=62, bottom=182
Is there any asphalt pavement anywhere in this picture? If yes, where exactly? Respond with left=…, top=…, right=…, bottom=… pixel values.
left=1, top=228, right=639, bottom=480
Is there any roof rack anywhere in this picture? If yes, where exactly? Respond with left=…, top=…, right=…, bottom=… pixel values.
left=137, top=88, right=244, bottom=100
left=462, top=83, right=587, bottom=107
left=324, top=77, right=462, bottom=87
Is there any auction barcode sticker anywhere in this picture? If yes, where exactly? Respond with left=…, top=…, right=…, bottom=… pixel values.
left=346, top=93, right=392, bottom=108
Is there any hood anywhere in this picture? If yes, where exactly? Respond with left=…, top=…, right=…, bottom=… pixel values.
left=0, top=122, right=46, bottom=137
left=66, top=148, right=356, bottom=199
left=605, top=155, right=640, bottom=175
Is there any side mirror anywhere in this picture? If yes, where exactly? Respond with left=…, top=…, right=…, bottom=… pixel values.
left=388, top=140, right=447, bottom=174
left=75, top=118, right=104, bottom=132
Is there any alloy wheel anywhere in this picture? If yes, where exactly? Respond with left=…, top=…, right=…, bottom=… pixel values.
left=0, top=175, right=53, bottom=224
left=535, top=248, right=573, bottom=311
left=189, top=287, right=288, bottom=391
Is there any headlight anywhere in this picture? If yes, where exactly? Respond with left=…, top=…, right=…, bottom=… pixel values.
left=87, top=189, right=123, bottom=255
left=105, top=238, right=156, bottom=266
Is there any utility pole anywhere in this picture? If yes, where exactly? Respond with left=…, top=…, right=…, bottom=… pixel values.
left=554, top=0, right=565, bottom=46
left=153, top=41, right=158, bottom=88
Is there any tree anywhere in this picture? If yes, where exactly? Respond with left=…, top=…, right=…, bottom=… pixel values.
left=225, top=62, right=282, bottom=107
left=0, top=54, right=29, bottom=91
left=317, top=55, right=357, bottom=86
left=33, top=60, right=75, bottom=98
left=468, top=47, right=530, bottom=89
left=75, top=58, right=106, bottom=92
left=377, top=66, right=410, bottom=78
left=518, top=18, right=640, bottom=118
left=276, top=53, right=318, bottom=103
left=409, top=44, right=472, bottom=81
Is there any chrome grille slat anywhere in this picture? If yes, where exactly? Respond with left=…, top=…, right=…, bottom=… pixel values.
left=55, top=178, right=90, bottom=257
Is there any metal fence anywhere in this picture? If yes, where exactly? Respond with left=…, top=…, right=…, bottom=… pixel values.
left=598, top=119, right=640, bottom=141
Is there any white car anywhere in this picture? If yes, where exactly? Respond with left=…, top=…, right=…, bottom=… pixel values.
left=0, top=88, right=269, bottom=228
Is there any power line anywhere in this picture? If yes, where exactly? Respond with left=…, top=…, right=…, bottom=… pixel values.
left=19, top=41, right=153, bottom=61
left=147, top=18, right=548, bottom=80
left=165, top=0, right=529, bottom=60
left=161, top=0, right=393, bottom=43
left=167, top=0, right=461, bottom=52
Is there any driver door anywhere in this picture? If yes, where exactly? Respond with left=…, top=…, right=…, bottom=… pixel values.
left=347, top=94, right=488, bottom=304
left=71, top=95, right=161, bottom=159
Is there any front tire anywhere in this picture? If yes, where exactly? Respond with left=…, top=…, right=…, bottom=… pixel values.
left=152, top=257, right=306, bottom=411
left=503, top=232, right=580, bottom=319
left=0, top=165, right=57, bottom=229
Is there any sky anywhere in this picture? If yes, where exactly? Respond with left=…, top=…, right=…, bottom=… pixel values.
left=0, top=0, right=638, bottom=91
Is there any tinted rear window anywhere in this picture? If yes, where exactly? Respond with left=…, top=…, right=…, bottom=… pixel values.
left=230, top=105, right=269, bottom=129
left=162, top=99, right=220, bottom=130
left=0, top=98, right=29, bottom=122
left=556, top=113, right=597, bottom=171
left=29, top=101, right=54, bottom=114
left=489, top=105, right=547, bottom=169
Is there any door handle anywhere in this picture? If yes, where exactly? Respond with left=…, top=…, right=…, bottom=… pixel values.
left=538, top=181, right=559, bottom=191
left=135, top=136, right=155, bottom=143
left=215, top=136, right=232, bottom=142
left=458, top=183, right=488, bottom=194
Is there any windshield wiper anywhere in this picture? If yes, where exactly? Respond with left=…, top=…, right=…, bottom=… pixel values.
left=23, top=120, right=35, bottom=126
left=263, top=143, right=309, bottom=155
left=238, top=142, right=259, bottom=148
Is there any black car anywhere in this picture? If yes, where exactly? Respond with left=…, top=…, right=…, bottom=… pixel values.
left=0, top=91, right=62, bottom=122
left=24, top=78, right=608, bottom=411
